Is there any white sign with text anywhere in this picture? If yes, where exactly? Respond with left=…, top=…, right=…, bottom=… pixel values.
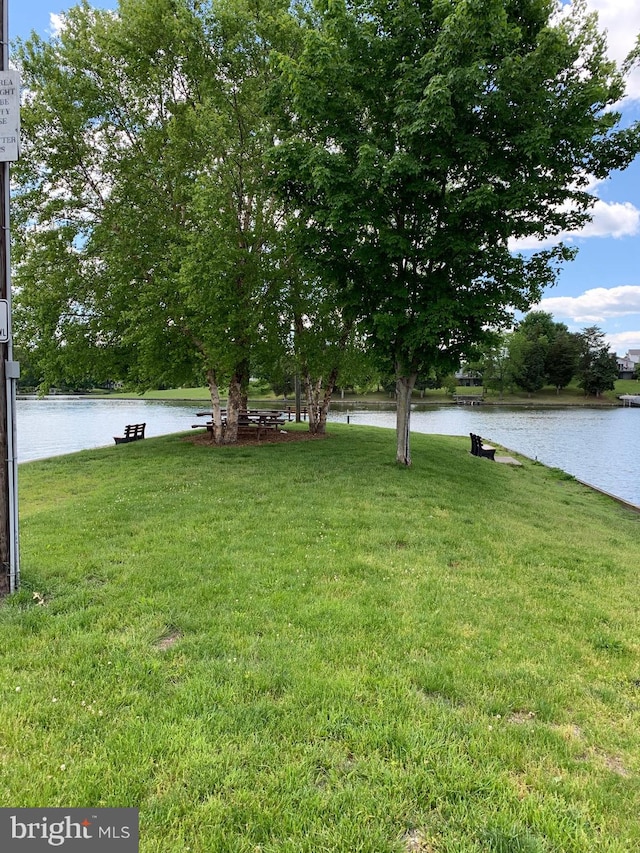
left=0, top=300, right=7, bottom=342
left=0, top=71, right=20, bottom=162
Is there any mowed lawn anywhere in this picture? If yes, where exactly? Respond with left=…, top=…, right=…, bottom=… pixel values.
left=1, top=424, right=639, bottom=852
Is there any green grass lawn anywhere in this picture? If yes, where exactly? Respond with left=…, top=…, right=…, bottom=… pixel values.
left=2, top=424, right=639, bottom=852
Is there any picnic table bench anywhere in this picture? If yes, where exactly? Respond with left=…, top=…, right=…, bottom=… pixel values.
left=114, top=423, right=146, bottom=444
left=193, top=410, right=286, bottom=439
left=469, top=432, right=496, bottom=460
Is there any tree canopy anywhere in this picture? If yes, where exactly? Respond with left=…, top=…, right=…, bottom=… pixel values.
left=576, top=325, right=619, bottom=396
left=12, top=0, right=640, bottom=458
left=507, top=311, right=580, bottom=395
left=14, top=0, right=297, bottom=441
left=270, top=0, right=640, bottom=462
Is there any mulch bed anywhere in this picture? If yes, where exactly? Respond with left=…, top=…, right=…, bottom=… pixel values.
left=183, top=428, right=329, bottom=449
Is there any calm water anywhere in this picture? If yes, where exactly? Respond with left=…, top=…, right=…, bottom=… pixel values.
left=14, top=396, right=640, bottom=506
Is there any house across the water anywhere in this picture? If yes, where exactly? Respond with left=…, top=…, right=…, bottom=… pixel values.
left=616, top=350, right=640, bottom=380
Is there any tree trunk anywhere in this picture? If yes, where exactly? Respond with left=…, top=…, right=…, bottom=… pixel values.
left=237, top=357, right=250, bottom=410
left=207, top=369, right=224, bottom=445
left=305, top=365, right=339, bottom=435
left=396, top=373, right=417, bottom=466
left=224, top=371, right=244, bottom=444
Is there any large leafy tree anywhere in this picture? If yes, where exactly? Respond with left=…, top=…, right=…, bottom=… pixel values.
left=271, top=0, right=640, bottom=464
left=478, top=336, right=512, bottom=400
left=508, top=330, right=548, bottom=395
left=13, top=0, right=294, bottom=443
left=576, top=325, right=618, bottom=396
left=545, top=328, right=580, bottom=393
left=508, top=310, right=580, bottom=394
left=14, top=0, right=201, bottom=388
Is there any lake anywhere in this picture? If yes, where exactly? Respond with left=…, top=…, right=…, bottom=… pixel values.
left=14, top=396, right=640, bottom=507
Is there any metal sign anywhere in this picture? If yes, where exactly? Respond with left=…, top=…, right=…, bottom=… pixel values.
left=0, top=298, right=7, bottom=342
left=0, top=70, right=19, bottom=162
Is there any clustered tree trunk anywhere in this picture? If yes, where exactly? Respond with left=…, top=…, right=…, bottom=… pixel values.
left=305, top=366, right=339, bottom=436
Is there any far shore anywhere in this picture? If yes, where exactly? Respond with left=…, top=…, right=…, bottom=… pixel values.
left=17, top=377, right=640, bottom=408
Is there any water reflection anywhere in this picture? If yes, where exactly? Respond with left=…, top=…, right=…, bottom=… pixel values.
left=15, top=396, right=640, bottom=506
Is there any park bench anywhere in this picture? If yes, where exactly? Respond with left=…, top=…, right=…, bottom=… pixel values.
left=114, top=423, right=146, bottom=444
left=469, top=433, right=496, bottom=460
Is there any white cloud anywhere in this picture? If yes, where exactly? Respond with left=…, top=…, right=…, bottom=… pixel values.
left=510, top=197, right=640, bottom=251
left=49, top=14, right=64, bottom=38
left=580, top=199, right=640, bottom=237
left=606, top=329, right=640, bottom=354
left=537, top=285, right=640, bottom=323
left=584, top=0, right=640, bottom=101
left=562, top=0, right=640, bottom=102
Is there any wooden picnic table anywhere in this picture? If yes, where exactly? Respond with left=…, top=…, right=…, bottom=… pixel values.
left=194, top=407, right=307, bottom=421
left=194, top=408, right=287, bottom=418
left=192, top=409, right=286, bottom=438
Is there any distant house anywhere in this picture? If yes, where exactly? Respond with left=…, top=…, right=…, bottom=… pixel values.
left=455, top=368, right=483, bottom=387
left=617, top=350, right=640, bottom=379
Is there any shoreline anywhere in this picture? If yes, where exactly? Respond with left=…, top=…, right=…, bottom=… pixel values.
left=16, top=392, right=630, bottom=409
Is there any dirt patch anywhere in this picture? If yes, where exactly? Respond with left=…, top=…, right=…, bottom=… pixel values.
left=591, top=749, right=631, bottom=777
left=507, top=710, right=537, bottom=724
left=549, top=723, right=583, bottom=741
left=154, top=629, right=182, bottom=651
left=183, top=429, right=329, bottom=449
left=402, top=829, right=435, bottom=852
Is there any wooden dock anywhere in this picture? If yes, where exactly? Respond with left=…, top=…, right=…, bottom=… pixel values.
left=452, top=394, right=484, bottom=405
left=619, top=395, right=640, bottom=407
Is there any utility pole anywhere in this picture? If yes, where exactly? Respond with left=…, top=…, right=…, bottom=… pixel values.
left=0, top=0, right=20, bottom=597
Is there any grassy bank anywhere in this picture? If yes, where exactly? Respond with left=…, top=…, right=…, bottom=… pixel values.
left=2, top=425, right=639, bottom=852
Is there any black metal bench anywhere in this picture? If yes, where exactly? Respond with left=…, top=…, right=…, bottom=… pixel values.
left=114, top=423, right=146, bottom=444
left=470, top=433, right=495, bottom=460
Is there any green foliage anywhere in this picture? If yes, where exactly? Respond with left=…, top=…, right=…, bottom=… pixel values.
left=271, top=0, right=640, bottom=459
left=12, top=0, right=640, bottom=453
left=506, top=311, right=581, bottom=395
left=576, top=326, right=619, bottom=396
left=546, top=329, right=581, bottom=392
left=13, top=0, right=295, bottom=401
left=477, top=341, right=512, bottom=398
left=509, top=333, right=548, bottom=395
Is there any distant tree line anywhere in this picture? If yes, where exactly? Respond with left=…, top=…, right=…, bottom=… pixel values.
left=464, top=312, right=620, bottom=398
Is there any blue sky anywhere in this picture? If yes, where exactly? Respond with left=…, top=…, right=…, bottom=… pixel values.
left=9, top=0, right=640, bottom=356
